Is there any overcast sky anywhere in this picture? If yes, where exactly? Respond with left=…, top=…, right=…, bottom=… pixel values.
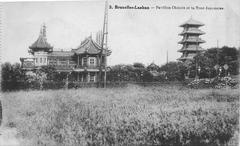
left=1, top=0, right=240, bottom=66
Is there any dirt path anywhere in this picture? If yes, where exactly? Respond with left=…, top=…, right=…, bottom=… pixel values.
left=0, top=127, right=20, bottom=146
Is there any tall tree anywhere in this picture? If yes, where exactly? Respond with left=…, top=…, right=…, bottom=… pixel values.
left=1, top=62, right=23, bottom=91
left=159, top=61, right=186, bottom=81
left=192, top=46, right=239, bottom=77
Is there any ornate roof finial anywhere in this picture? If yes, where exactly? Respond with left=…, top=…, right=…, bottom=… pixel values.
left=42, top=23, right=46, bottom=38
left=29, top=23, right=53, bottom=53
left=40, top=24, right=43, bottom=36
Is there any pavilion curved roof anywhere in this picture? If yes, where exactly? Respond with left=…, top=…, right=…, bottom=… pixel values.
left=29, top=35, right=53, bottom=50
left=73, top=36, right=111, bottom=55
left=29, top=24, right=53, bottom=52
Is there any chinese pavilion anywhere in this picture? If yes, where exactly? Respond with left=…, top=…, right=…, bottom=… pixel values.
left=20, top=24, right=111, bottom=82
left=177, top=18, right=205, bottom=62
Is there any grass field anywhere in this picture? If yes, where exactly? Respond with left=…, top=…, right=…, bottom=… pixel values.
left=1, top=84, right=239, bottom=146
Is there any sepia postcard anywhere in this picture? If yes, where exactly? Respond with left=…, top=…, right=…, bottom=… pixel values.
left=0, top=0, right=239, bottom=145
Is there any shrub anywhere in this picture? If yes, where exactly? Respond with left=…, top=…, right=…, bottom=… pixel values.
left=187, top=77, right=238, bottom=89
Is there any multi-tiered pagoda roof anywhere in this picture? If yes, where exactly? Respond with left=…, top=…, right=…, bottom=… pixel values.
left=177, top=18, right=206, bottom=62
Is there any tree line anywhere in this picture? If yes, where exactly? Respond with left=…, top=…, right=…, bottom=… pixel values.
left=1, top=46, right=239, bottom=91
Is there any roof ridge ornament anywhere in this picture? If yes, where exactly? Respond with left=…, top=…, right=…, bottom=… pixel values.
left=39, top=23, right=46, bottom=38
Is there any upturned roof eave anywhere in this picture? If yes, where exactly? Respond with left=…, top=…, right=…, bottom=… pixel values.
left=179, top=19, right=204, bottom=27
left=177, top=56, right=194, bottom=60
left=178, top=48, right=205, bottom=52
left=178, top=31, right=205, bottom=36
left=29, top=45, right=53, bottom=50
left=178, top=40, right=206, bottom=44
left=179, top=23, right=204, bottom=27
left=74, top=49, right=111, bottom=55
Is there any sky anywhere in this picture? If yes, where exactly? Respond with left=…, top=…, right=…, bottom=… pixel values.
left=1, top=0, right=240, bottom=66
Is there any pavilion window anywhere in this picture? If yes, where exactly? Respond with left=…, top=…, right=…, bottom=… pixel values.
left=90, top=59, right=94, bottom=64
left=83, top=57, right=87, bottom=66
left=89, top=57, right=95, bottom=66
left=89, top=73, right=95, bottom=82
left=40, top=58, right=42, bottom=63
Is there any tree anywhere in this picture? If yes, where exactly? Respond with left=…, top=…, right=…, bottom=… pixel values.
left=159, top=61, right=186, bottom=81
left=39, top=66, right=58, bottom=81
left=133, top=62, right=145, bottom=69
left=1, top=62, right=23, bottom=91
left=190, top=46, right=239, bottom=78
left=142, top=71, right=153, bottom=82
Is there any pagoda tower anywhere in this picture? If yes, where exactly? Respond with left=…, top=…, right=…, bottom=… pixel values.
left=178, top=18, right=205, bottom=62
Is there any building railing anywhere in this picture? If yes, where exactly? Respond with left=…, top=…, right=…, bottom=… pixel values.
left=20, top=58, right=35, bottom=68
left=21, top=58, right=106, bottom=71
left=75, top=65, right=106, bottom=69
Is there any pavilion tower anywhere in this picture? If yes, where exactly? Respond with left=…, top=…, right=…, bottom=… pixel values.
left=29, top=24, right=53, bottom=55
left=29, top=24, right=53, bottom=67
left=177, top=18, right=205, bottom=62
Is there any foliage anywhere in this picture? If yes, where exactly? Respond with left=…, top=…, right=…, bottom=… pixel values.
left=159, top=61, right=187, bottom=81
left=108, top=64, right=146, bottom=82
left=39, top=66, right=58, bottom=81
left=190, top=46, right=239, bottom=78
left=187, top=77, right=239, bottom=89
left=1, top=86, right=239, bottom=146
left=142, top=70, right=153, bottom=82
left=213, top=77, right=238, bottom=89
left=1, top=46, right=238, bottom=91
left=133, top=62, right=145, bottom=68
left=26, top=70, right=47, bottom=90
left=1, top=62, right=24, bottom=91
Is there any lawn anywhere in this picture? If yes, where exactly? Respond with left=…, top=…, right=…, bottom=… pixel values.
left=1, top=84, right=239, bottom=146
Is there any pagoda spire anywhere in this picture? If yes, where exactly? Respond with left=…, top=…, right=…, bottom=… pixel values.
left=39, top=23, right=47, bottom=39
left=42, top=23, right=46, bottom=38
left=40, top=24, right=43, bottom=36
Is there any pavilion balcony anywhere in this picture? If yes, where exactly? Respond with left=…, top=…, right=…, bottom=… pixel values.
left=20, top=58, right=35, bottom=69
left=73, top=64, right=107, bottom=72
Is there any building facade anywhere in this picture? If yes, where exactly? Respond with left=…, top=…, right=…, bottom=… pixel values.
left=20, top=24, right=111, bottom=82
left=177, top=18, right=205, bottom=62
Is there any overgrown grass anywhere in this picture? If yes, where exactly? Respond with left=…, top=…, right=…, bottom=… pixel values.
left=1, top=85, right=239, bottom=146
